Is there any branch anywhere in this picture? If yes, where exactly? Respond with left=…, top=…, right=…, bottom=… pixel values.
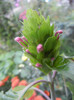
left=18, top=80, right=51, bottom=100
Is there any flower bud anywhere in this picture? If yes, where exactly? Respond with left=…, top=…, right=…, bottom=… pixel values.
left=21, top=36, right=28, bottom=42
left=14, top=37, right=26, bottom=48
left=55, top=30, right=63, bottom=36
left=51, top=57, right=55, bottom=61
left=37, top=44, right=44, bottom=53
left=25, top=49, right=31, bottom=54
left=57, top=35, right=59, bottom=40
left=35, top=63, right=42, bottom=68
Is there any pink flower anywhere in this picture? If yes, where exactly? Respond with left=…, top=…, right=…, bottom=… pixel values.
left=35, top=63, right=42, bottom=68
left=25, top=49, right=31, bottom=54
left=14, top=37, right=26, bottom=48
left=21, top=36, right=28, bottom=43
left=37, top=44, right=44, bottom=53
left=15, top=3, right=19, bottom=7
left=19, top=10, right=27, bottom=20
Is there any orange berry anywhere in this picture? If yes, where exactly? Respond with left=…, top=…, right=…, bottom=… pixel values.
left=44, top=90, right=50, bottom=96
left=11, top=76, right=19, bottom=83
left=18, top=80, right=28, bottom=86
left=2, top=76, right=10, bottom=82
left=56, top=97, right=62, bottom=100
left=0, top=81, right=5, bottom=87
left=11, top=79, right=20, bottom=88
left=34, top=95, right=45, bottom=100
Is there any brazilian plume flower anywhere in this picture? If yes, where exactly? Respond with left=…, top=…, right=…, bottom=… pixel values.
left=14, top=37, right=26, bottom=48
left=35, top=63, right=42, bottom=68
left=37, top=44, right=44, bottom=53
left=26, top=49, right=31, bottom=54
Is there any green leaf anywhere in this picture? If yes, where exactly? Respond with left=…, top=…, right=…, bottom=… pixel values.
left=53, top=56, right=69, bottom=70
left=44, top=36, right=57, bottom=52
left=66, top=81, right=74, bottom=99
left=33, top=77, right=43, bottom=87
left=61, top=62, right=74, bottom=81
left=50, top=24, right=54, bottom=36
left=13, top=86, right=25, bottom=92
left=24, top=89, right=34, bottom=98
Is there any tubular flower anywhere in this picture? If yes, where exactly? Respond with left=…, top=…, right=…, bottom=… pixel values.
left=25, top=49, right=31, bottom=54
left=55, top=30, right=63, bottom=36
left=0, top=81, right=5, bottom=87
left=37, top=44, right=44, bottom=53
left=36, top=85, right=40, bottom=89
left=19, top=10, right=27, bottom=20
left=11, top=79, right=20, bottom=89
left=2, top=76, right=10, bottom=83
left=11, top=76, right=19, bottom=83
left=18, top=80, right=28, bottom=86
left=35, top=63, right=42, bottom=68
left=44, top=90, right=50, bottom=96
left=57, top=35, right=59, bottom=40
left=14, top=37, right=26, bottom=48
left=56, top=97, right=62, bottom=100
left=28, top=91, right=37, bottom=100
left=34, top=95, right=45, bottom=100
left=51, top=57, right=55, bottom=61
left=21, top=36, right=28, bottom=43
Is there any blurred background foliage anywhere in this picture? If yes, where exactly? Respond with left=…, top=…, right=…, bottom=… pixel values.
left=0, top=0, right=74, bottom=100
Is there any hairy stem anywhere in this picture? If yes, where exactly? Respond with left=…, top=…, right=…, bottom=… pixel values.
left=48, top=72, right=56, bottom=100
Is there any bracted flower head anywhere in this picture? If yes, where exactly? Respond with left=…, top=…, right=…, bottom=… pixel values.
left=15, top=9, right=67, bottom=74
left=37, top=44, right=44, bottom=53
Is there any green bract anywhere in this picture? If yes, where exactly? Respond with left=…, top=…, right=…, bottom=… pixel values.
left=22, top=9, right=69, bottom=74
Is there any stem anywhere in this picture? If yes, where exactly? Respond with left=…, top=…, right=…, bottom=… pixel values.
left=48, top=72, right=56, bottom=100
left=18, top=80, right=50, bottom=100
left=33, top=87, right=51, bottom=100
left=52, top=70, right=57, bottom=80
